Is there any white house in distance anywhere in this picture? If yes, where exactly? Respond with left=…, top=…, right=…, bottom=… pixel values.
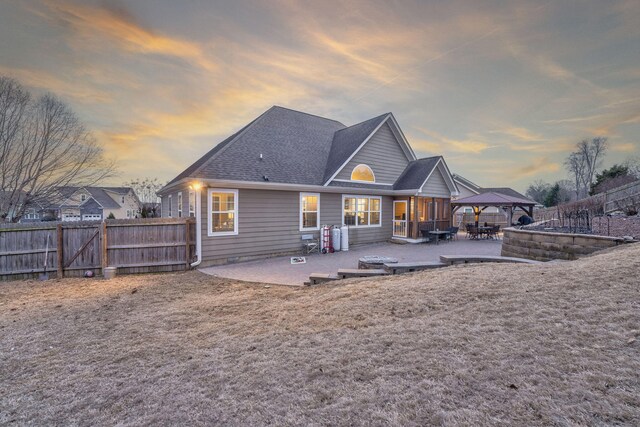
left=23, top=187, right=142, bottom=222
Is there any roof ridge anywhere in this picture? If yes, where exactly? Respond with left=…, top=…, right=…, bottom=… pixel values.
left=272, top=105, right=345, bottom=126
left=413, top=155, right=442, bottom=162
left=335, top=112, right=389, bottom=133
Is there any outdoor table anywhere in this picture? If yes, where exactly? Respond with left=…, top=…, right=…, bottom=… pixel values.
left=429, top=230, right=450, bottom=245
left=477, top=226, right=492, bottom=239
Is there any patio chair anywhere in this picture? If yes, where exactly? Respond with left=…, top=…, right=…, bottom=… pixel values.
left=488, top=225, right=501, bottom=240
left=446, top=226, right=459, bottom=241
left=301, top=234, right=319, bottom=254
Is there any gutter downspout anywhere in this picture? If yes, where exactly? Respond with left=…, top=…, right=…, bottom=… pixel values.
left=190, top=187, right=202, bottom=268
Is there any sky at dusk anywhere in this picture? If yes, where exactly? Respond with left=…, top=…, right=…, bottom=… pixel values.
left=1, top=0, right=639, bottom=192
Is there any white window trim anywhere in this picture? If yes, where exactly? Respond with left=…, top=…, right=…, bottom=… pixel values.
left=167, top=195, right=172, bottom=217
left=188, top=190, right=195, bottom=217
left=299, top=192, right=320, bottom=231
left=177, top=191, right=183, bottom=218
left=207, top=188, right=239, bottom=237
left=350, top=164, right=376, bottom=183
left=342, top=194, right=382, bottom=228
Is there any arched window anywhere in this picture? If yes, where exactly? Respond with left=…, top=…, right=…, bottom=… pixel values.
left=351, top=164, right=375, bottom=182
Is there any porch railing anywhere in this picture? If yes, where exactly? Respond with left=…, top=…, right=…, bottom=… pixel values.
left=393, top=220, right=407, bottom=237
left=417, top=220, right=451, bottom=233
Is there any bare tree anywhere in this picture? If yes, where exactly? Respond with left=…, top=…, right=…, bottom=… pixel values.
left=556, top=179, right=575, bottom=204
left=525, top=180, right=551, bottom=205
left=123, top=177, right=164, bottom=204
left=624, top=156, right=640, bottom=179
left=577, top=137, right=607, bottom=194
left=564, top=137, right=608, bottom=200
left=0, top=76, right=115, bottom=222
left=565, top=152, right=587, bottom=199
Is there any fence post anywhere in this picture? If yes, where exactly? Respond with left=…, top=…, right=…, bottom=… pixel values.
left=57, top=223, right=64, bottom=278
left=101, top=221, right=108, bottom=273
left=184, top=218, right=190, bottom=271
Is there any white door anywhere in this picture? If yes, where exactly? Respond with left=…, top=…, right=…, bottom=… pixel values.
left=393, top=201, right=407, bottom=237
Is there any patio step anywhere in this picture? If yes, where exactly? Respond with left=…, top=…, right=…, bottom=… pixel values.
left=337, top=268, right=388, bottom=279
left=383, top=261, right=447, bottom=274
left=439, top=255, right=542, bottom=265
left=308, top=273, right=340, bottom=285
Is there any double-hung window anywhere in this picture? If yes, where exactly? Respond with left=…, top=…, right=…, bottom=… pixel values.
left=188, top=191, right=196, bottom=217
left=177, top=192, right=183, bottom=218
left=343, top=196, right=381, bottom=227
left=167, top=195, right=172, bottom=217
left=300, top=193, right=320, bottom=231
left=208, top=189, right=238, bottom=236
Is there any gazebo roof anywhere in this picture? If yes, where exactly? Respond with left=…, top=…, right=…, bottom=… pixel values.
left=451, top=191, right=536, bottom=207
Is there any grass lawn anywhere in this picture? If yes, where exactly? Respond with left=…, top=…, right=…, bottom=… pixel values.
left=1, top=244, right=639, bottom=425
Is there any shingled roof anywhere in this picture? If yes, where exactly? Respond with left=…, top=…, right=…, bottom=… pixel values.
left=57, top=186, right=124, bottom=209
left=479, top=187, right=533, bottom=202
left=322, top=113, right=390, bottom=184
left=393, top=157, right=442, bottom=190
left=163, top=106, right=455, bottom=194
left=452, top=191, right=536, bottom=206
left=165, top=107, right=411, bottom=190
left=179, top=106, right=346, bottom=186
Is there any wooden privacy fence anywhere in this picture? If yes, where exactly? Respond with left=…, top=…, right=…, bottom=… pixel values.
left=0, top=218, right=196, bottom=281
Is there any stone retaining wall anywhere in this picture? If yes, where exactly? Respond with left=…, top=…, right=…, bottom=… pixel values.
left=501, top=227, right=634, bottom=261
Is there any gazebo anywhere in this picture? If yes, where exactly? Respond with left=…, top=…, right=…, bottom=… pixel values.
left=451, top=191, right=537, bottom=227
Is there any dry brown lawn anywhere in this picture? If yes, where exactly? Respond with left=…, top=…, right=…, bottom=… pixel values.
left=1, top=244, right=639, bottom=426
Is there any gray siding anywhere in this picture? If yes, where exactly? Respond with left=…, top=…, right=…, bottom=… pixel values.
left=333, top=123, right=410, bottom=184
left=199, top=188, right=393, bottom=266
left=421, top=166, right=451, bottom=198
left=161, top=186, right=191, bottom=218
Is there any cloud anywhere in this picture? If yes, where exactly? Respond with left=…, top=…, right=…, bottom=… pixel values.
left=611, top=142, right=637, bottom=152
left=543, top=114, right=607, bottom=124
left=516, top=157, right=561, bottom=177
left=0, top=65, right=113, bottom=103
left=489, top=126, right=546, bottom=142
left=37, top=0, right=217, bottom=71
left=414, top=127, right=496, bottom=154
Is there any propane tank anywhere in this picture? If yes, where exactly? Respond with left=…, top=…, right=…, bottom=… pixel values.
left=331, top=226, right=341, bottom=251
left=340, top=225, right=349, bottom=251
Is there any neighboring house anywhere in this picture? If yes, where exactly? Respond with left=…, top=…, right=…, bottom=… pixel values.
left=159, top=106, right=460, bottom=267
left=36, top=187, right=141, bottom=222
left=452, top=173, right=537, bottom=223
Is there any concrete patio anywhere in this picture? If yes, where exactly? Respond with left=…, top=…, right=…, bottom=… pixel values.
left=200, top=237, right=503, bottom=286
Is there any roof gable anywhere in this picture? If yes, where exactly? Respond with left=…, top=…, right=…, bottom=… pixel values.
left=323, top=113, right=416, bottom=185
left=394, top=157, right=440, bottom=190
left=322, top=114, right=389, bottom=183
left=85, top=188, right=121, bottom=208
left=393, top=156, right=459, bottom=196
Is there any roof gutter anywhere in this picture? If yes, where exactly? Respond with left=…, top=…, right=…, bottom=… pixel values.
left=159, top=177, right=420, bottom=196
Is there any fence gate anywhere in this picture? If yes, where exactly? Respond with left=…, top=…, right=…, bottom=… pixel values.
left=0, top=218, right=196, bottom=281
